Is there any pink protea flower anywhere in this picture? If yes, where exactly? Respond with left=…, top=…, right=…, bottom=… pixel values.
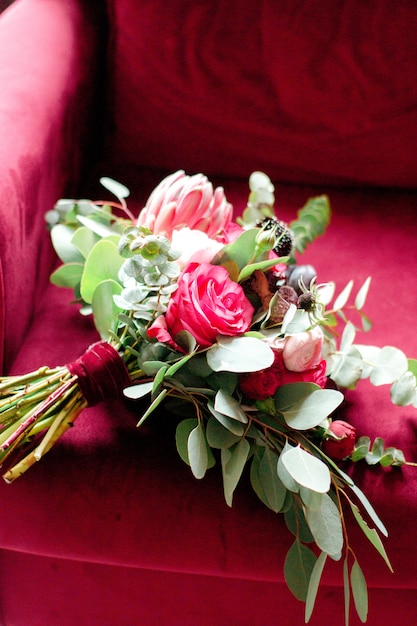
left=137, top=170, right=233, bottom=239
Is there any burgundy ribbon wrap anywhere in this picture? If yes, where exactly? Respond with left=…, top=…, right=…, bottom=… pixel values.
left=67, top=342, right=131, bottom=406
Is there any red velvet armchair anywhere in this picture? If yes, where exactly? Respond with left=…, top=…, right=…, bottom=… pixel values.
left=1, top=1, right=417, bottom=624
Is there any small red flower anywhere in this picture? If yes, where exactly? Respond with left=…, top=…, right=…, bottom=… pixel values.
left=239, top=351, right=328, bottom=401
left=322, top=420, right=357, bottom=460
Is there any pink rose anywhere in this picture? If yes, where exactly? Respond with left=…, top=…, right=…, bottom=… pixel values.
left=239, top=351, right=327, bottom=400
left=147, top=262, right=254, bottom=351
left=322, top=420, right=357, bottom=460
left=137, top=170, right=233, bottom=239
left=281, top=358, right=327, bottom=388
left=282, top=326, right=324, bottom=372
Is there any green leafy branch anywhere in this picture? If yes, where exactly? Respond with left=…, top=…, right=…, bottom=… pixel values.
left=289, top=195, right=331, bottom=257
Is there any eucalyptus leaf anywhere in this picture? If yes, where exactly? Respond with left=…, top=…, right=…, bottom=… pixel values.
left=365, top=436, right=385, bottom=465
left=76, top=214, right=119, bottom=238
left=305, top=551, right=327, bottom=623
left=348, top=501, right=393, bottom=571
left=305, top=493, right=344, bottom=558
left=369, top=346, right=408, bottom=386
left=277, top=444, right=300, bottom=493
left=250, top=448, right=270, bottom=509
left=284, top=497, right=314, bottom=543
left=300, top=486, right=323, bottom=511
left=351, top=559, right=368, bottom=623
left=91, top=279, right=123, bottom=340
left=390, top=370, right=417, bottom=406
left=221, top=438, right=250, bottom=506
left=207, top=336, right=274, bottom=373
left=354, top=345, right=381, bottom=378
left=214, top=389, right=248, bottom=423
left=340, top=321, right=356, bottom=352
left=80, top=240, right=124, bottom=304
left=208, top=403, right=245, bottom=436
left=141, top=360, right=170, bottom=376
left=257, top=446, right=287, bottom=513
left=343, top=557, right=350, bottom=626
left=71, top=226, right=101, bottom=259
left=50, top=224, right=84, bottom=263
left=100, top=176, right=130, bottom=199
left=281, top=308, right=311, bottom=335
left=136, top=389, right=168, bottom=426
left=123, top=381, right=154, bottom=400
left=165, top=352, right=195, bottom=377
left=351, top=436, right=371, bottom=462
left=206, top=416, right=242, bottom=449
left=284, top=540, right=317, bottom=602
left=152, top=365, right=169, bottom=395
left=354, top=276, right=371, bottom=310
left=50, top=263, right=84, bottom=289
left=338, top=469, right=388, bottom=537
left=276, top=384, right=344, bottom=430
left=176, top=418, right=198, bottom=465
left=280, top=446, right=330, bottom=493
left=333, top=280, right=354, bottom=311
left=188, top=424, right=209, bottom=479
left=329, top=347, right=363, bottom=389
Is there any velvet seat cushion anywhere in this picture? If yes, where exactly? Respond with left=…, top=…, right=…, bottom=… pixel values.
left=1, top=179, right=417, bottom=626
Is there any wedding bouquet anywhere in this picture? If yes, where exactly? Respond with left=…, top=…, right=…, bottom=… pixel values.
left=1, top=170, right=416, bottom=624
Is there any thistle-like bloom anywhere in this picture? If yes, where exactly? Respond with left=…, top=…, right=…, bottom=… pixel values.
left=137, top=170, right=233, bottom=239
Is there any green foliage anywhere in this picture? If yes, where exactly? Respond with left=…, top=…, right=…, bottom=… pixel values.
left=206, top=336, right=274, bottom=373
left=289, top=195, right=331, bottom=256
left=275, top=383, right=344, bottom=430
left=284, top=540, right=317, bottom=602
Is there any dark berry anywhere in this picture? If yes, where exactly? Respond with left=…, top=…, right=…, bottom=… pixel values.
left=257, top=217, right=294, bottom=257
left=286, top=264, right=317, bottom=295
left=298, top=292, right=315, bottom=311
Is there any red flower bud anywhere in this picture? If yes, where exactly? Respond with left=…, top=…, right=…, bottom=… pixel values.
left=322, top=420, right=356, bottom=461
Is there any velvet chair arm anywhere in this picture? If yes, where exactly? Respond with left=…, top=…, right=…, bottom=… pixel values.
left=0, top=0, right=103, bottom=372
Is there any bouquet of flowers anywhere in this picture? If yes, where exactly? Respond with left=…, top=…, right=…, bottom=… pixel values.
left=1, top=170, right=416, bottom=624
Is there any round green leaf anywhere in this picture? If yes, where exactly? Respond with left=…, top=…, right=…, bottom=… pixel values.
left=91, top=279, right=122, bottom=340
left=80, top=239, right=124, bottom=304
left=276, top=384, right=344, bottom=430
left=370, top=346, right=408, bottom=386
left=50, top=263, right=84, bottom=289
left=390, top=371, right=417, bottom=405
left=207, top=336, right=274, bottom=373
left=280, top=445, right=331, bottom=493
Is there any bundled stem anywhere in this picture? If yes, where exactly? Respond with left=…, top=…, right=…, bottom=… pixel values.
left=0, top=366, right=87, bottom=482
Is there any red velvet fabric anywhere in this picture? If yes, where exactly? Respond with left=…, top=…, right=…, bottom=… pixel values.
left=0, top=0, right=103, bottom=373
left=1, top=0, right=417, bottom=624
left=107, top=0, right=417, bottom=188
